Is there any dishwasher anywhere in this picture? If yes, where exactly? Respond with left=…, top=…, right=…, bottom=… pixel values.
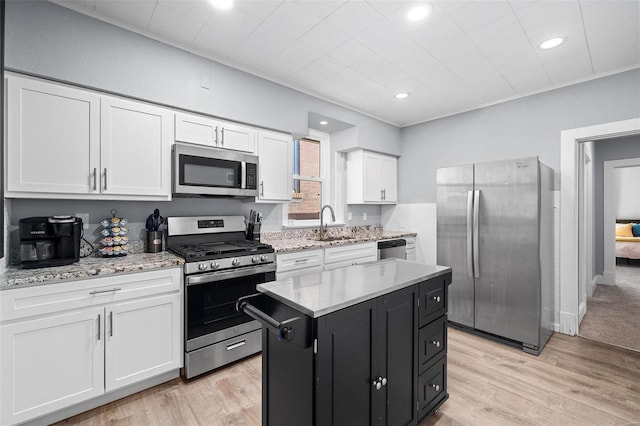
left=377, top=238, right=407, bottom=260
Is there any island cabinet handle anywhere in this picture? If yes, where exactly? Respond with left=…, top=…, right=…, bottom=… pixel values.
left=236, top=294, right=310, bottom=349
left=432, top=296, right=441, bottom=302
left=432, top=384, right=441, bottom=392
left=431, top=340, right=441, bottom=348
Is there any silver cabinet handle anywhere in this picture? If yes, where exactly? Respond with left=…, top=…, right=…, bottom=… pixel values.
left=227, top=340, right=246, bottom=351
left=373, top=378, right=382, bottom=391
left=103, top=168, right=108, bottom=191
left=294, top=259, right=310, bottom=264
left=221, top=127, right=225, bottom=145
left=214, top=125, right=219, bottom=145
left=260, top=181, right=264, bottom=196
left=92, top=168, right=97, bottom=191
left=110, top=311, right=114, bottom=337
left=97, top=314, right=101, bottom=341
left=431, top=340, right=441, bottom=348
left=381, top=377, right=387, bottom=386
left=382, top=189, right=386, bottom=200
left=380, top=189, right=384, bottom=200
left=89, top=288, right=122, bottom=295
left=432, top=384, right=440, bottom=392
left=433, top=296, right=441, bottom=302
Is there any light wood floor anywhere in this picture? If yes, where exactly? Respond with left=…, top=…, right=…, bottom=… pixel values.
left=56, top=328, right=640, bottom=426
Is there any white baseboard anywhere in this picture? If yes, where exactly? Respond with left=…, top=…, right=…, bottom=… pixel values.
left=602, top=270, right=616, bottom=285
left=559, top=310, right=577, bottom=336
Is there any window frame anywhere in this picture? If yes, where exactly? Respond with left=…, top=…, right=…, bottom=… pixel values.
left=283, top=129, right=334, bottom=228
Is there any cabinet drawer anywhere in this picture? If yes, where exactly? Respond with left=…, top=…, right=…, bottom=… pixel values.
left=1, top=268, right=182, bottom=322
left=324, top=242, right=377, bottom=270
left=418, top=356, right=447, bottom=419
left=419, top=273, right=451, bottom=326
left=276, top=249, right=324, bottom=273
left=419, top=316, right=447, bottom=373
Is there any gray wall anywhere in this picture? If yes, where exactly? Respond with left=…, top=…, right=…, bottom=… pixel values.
left=592, top=134, right=640, bottom=274
left=399, top=68, right=640, bottom=203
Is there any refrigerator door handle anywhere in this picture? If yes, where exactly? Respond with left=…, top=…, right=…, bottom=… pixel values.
left=473, top=190, right=480, bottom=279
left=466, top=190, right=474, bottom=277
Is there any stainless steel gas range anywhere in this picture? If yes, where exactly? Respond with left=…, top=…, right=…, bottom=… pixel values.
left=166, top=216, right=275, bottom=379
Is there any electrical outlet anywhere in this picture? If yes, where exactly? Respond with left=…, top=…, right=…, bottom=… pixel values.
left=363, top=212, right=367, bottom=221
left=348, top=212, right=352, bottom=221
left=75, top=213, right=89, bottom=230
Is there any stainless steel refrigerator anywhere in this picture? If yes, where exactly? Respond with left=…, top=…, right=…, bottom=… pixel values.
left=437, top=157, right=554, bottom=355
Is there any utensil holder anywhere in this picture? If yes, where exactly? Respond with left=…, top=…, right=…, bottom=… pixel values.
left=147, top=231, right=163, bottom=253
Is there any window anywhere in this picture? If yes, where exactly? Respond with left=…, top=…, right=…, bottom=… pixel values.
left=289, top=138, right=321, bottom=221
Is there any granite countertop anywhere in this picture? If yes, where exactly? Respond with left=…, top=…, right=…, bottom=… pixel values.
left=261, top=227, right=417, bottom=254
left=257, top=259, right=450, bottom=318
left=0, top=252, right=185, bottom=290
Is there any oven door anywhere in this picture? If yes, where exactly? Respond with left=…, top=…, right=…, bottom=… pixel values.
left=173, top=143, right=258, bottom=197
left=185, top=263, right=275, bottom=351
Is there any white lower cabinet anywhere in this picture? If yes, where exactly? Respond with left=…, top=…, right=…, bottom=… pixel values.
left=276, top=249, right=324, bottom=280
left=324, top=242, right=378, bottom=270
left=105, top=293, right=181, bottom=392
left=0, top=268, right=182, bottom=426
left=0, top=307, right=105, bottom=425
left=405, top=237, right=416, bottom=261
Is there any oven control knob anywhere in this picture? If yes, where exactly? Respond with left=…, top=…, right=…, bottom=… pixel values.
left=198, top=263, right=208, bottom=271
left=232, top=258, right=240, bottom=267
left=210, top=262, right=219, bottom=270
left=260, top=255, right=268, bottom=262
left=251, top=256, right=260, bottom=263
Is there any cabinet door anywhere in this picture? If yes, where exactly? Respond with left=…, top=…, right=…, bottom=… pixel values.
left=101, top=96, right=172, bottom=198
left=377, top=285, right=418, bottom=426
left=219, top=120, right=256, bottom=153
left=0, top=307, right=105, bottom=426
left=257, top=131, right=292, bottom=202
left=363, top=151, right=383, bottom=202
left=175, top=112, right=216, bottom=146
left=316, top=300, right=377, bottom=426
left=379, top=155, right=397, bottom=203
left=6, top=75, right=100, bottom=195
left=105, top=293, right=181, bottom=392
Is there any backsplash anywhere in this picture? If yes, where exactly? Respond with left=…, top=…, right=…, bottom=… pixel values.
left=262, top=224, right=383, bottom=241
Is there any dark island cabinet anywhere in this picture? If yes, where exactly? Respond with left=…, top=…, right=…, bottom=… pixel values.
left=260, top=270, right=452, bottom=426
left=316, top=285, right=417, bottom=426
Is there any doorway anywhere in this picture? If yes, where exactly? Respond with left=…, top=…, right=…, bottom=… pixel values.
left=559, top=117, right=640, bottom=337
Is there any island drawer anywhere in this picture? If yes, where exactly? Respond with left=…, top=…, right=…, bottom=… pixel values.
left=418, top=356, right=447, bottom=419
left=419, top=316, right=447, bottom=373
left=418, top=272, right=451, bottom=326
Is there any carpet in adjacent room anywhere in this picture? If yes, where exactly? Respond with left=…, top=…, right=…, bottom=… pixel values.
left=579, top=265, right=640, bottom=352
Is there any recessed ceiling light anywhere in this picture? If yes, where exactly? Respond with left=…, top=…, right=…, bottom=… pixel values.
left=540, top=36, right=566, bottom=50
left=395, top=93, right=409, bottom=99
left=319, top=120, right=328, bottom=125
left=209, top=0, right=234, bottom=10
left=407, top=4, right=432, bottom=22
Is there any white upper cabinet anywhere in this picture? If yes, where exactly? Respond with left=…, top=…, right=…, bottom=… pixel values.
left=101, top=96, right=172, bottom=197
left=347, top=150, right=398, bottom=204
left=5, top=74, right=172, bottom=200
left=175, top=112, right=255, bottom=153
left=256, top=130, right=292, bottom=203
left=6, top=74, right=100, bottom=195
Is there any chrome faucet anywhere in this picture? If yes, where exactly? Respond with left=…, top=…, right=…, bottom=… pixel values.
left=320, top=204, right=336, bottom=240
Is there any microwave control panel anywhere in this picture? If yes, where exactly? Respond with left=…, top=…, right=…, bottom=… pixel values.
left=246, top=163, right=257, bottom=189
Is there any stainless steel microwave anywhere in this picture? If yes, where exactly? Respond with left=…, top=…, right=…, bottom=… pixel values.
left=173, top=142, right=258, bottom=197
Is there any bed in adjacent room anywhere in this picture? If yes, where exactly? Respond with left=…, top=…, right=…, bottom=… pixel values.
left=616, top=220, right=640, bottom=262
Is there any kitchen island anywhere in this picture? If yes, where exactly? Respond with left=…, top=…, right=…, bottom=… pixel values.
left=240, top=258, right=451, bottom=426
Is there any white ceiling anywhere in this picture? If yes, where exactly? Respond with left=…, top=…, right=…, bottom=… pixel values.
left=50, top=0, right=640, bottom=127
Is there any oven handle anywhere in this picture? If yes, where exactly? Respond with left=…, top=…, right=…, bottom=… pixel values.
left=236, top=294, right=297, bottom=342
left=186, top=263, right=276, bottom=286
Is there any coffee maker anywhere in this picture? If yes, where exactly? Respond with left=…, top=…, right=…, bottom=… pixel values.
left=19, top=216, right=82, bottom=269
